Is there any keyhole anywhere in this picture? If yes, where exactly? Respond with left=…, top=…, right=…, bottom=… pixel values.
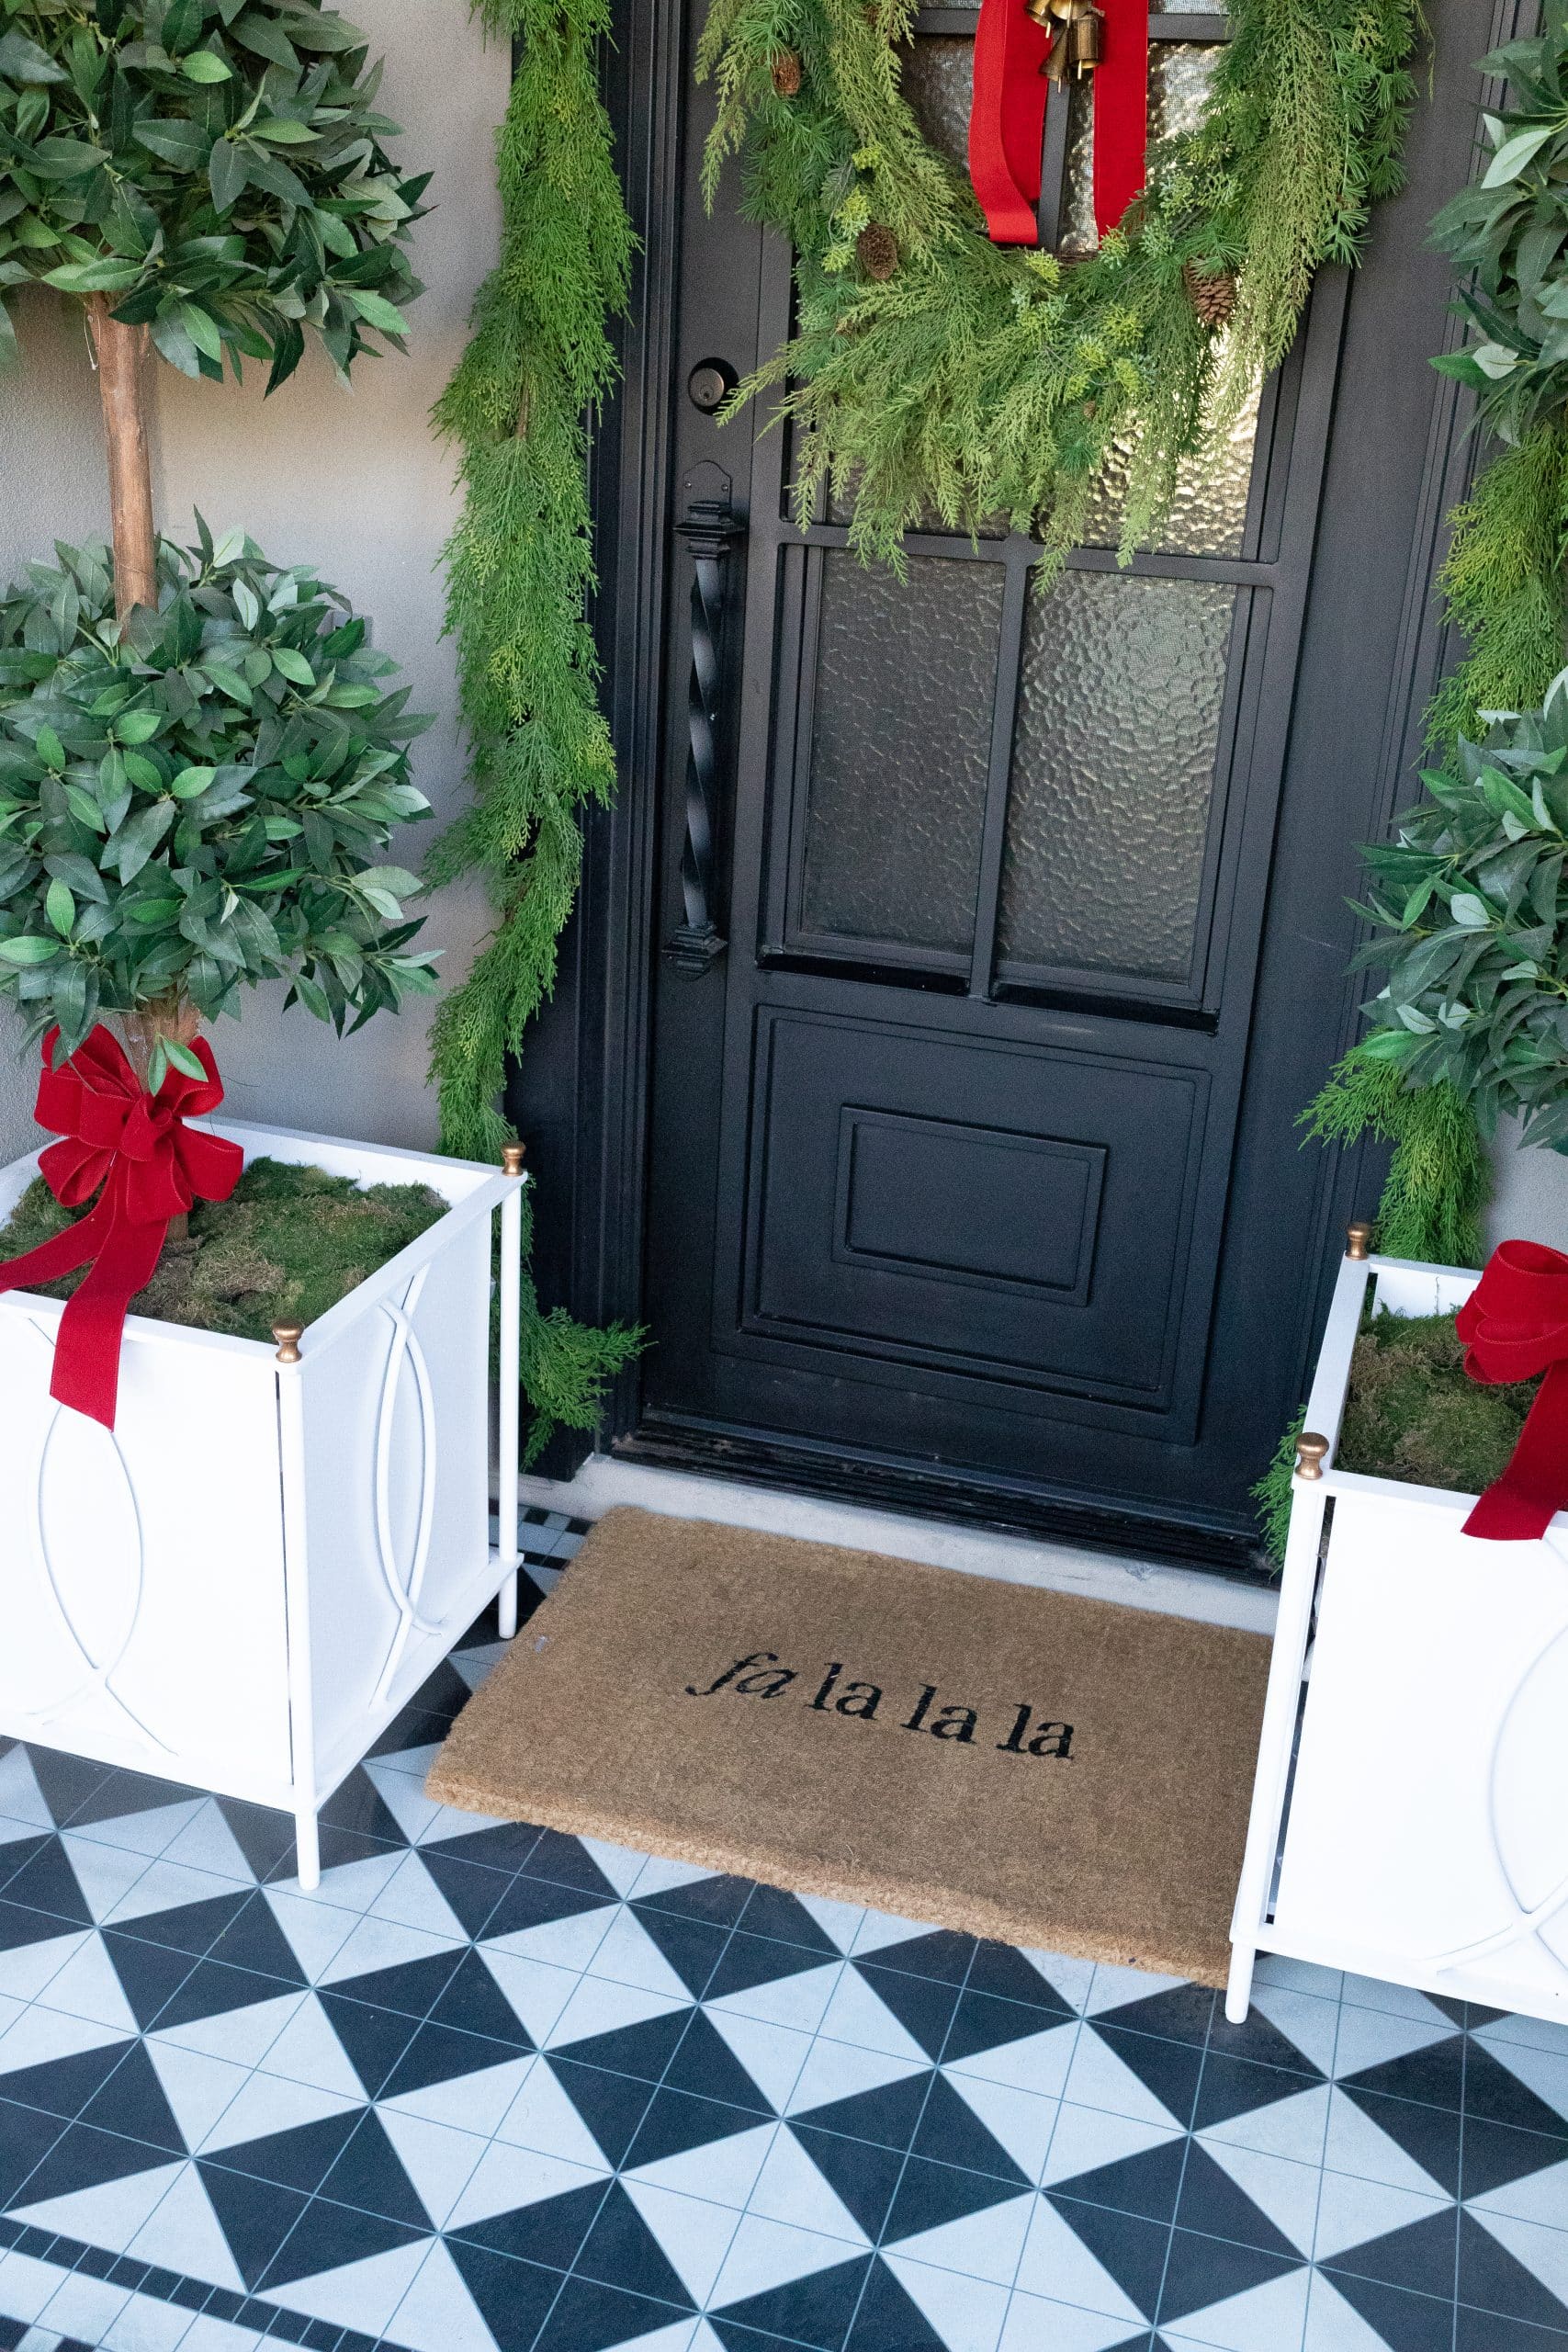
left=688, top=358, right=738, bottom=414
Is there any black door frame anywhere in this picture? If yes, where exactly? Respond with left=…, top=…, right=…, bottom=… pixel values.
left=513, top=0, right=1512, bottom=1574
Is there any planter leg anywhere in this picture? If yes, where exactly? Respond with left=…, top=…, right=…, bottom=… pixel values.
left=295, top=1807, right=321, bottom=1894
left=1224, top=1940, right=1256, bottom=2025
left=1224, top=1476, right=1327, bottom=2032
left=496, top=1160, right=525, bottom=1646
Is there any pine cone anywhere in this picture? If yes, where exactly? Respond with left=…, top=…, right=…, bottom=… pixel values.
left=770, top=49, right=802, bottom=96
left=857, top=222, right=898, bottom=283
left=1183, top=263, right=1236, bottom=330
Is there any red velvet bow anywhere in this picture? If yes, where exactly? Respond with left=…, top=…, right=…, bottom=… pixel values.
left=969, top=0, right=1149, bottom=247
left=0, top=1024, right=243, bottom=1429
left=1458, top=1240, right=1568, bottom=1540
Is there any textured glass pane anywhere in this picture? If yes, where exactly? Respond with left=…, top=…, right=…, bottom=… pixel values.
left=1150, top=39, right=1222, bottom=140
left=1062, top=40, right=1220, bottom=252
left=802, top=552, right=1003, bottom=952
left=1081, top=368, right=1261, bottom=558
left=1082, top=49, right=1255, bottom=552
left=904, top=28, right=1224, bottom=202
left=902, top=34, right=972, bottom=172
left=1058, top=76, right=1098, bottom=257
left=842, top=38, right=1256, bottom=548
left=831, top=38, right=1007, bottom=537
left=998, top=570, right=1235, bottom=980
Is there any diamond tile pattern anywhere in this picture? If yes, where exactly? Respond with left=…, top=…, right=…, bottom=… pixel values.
left=0, top=1512, right=1564, bottom=2351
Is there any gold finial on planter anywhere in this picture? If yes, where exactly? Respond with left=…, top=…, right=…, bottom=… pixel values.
left=502, top=1141, right=525, bottom=1178
left=1346, top=1222, right=1372, bottom=1260
left=272, top=1323, right=303, bottom=1365
left=1296, top=1431, right=1329, bottom=1481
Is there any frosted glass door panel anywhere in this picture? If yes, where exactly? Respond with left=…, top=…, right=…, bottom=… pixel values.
left=997, top=571, right=1236, bottom=983
left=800, top=552, right=1002, bottom=955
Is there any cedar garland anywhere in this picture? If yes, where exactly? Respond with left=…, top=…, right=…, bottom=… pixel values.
left=429, top=0, right=640, bottom=1461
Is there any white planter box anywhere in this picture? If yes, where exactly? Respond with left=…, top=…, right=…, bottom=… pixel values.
left=0, top=1118, right=525, bottom=1889
left=1229, top=1243, right=1568, bottom=2028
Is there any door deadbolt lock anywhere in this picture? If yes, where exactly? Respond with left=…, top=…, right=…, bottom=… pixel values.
left=687, top=358, right=738, bottom=413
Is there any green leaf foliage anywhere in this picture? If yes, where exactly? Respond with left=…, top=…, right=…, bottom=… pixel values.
left=1426, top=419, right=1568, bottom=766
left=695, top=0, right=1422, bottom=570
left=1415, top=8, right=1568, bottom=770
left=1296, top=15, right=1568, bottom=1385
left=1299, top=1043, right=1490, bottom=1268
left=427, top=0, right=641, bottom=1458
left=0, top=0, right=429, bottom=390
left=0, top=524, right=438, bottom=1060
left=1250, top=1406, right=1304, bottom=1572
left=1337, top=695, right=1568, bottom=1158
left=1429, top=3, right=1568, bottom=450
left=513, top=1180, right=643, bottom=1469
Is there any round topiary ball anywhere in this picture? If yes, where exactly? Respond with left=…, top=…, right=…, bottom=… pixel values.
left=0, top=0, right=429, bottom=389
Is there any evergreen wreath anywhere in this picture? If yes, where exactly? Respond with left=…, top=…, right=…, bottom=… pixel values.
left=697, top=0, right=1423, bottom=572
left=429, top=0, right=640, bottom=1464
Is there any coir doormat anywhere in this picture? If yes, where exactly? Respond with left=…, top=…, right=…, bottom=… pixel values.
left=428, top=1509, right=1270, bottom=1985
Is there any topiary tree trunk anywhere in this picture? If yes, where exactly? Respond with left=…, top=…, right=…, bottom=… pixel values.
left=86, top=292, right=187, bottom=1124
left=85, top=297, right=157, bottom=628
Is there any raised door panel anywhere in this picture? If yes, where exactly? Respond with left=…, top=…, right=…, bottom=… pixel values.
left=737, top=1008, right=1210, bottom=1419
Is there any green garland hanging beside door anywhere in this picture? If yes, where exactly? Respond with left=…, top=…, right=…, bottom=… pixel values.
left=1298, top=15, right=1568, bottom=1274
left=430, top=0, right=640, bottom=1461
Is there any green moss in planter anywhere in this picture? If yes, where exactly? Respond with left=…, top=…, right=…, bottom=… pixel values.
left=0, top=1159, right=446, bottom=1345
left=1337, top=1308, right=1540, bottom=1497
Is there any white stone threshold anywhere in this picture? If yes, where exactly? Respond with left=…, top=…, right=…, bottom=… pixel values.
left=515, top=1453, right=1278, bottom=1636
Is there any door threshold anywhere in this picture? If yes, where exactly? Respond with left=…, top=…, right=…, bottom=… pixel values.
left=619, top=1417, right=1270, bottom=1579
left=515, top=1452, right=1279, bottom=1637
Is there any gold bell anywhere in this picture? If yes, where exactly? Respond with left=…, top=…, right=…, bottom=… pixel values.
left=1069, top=5, right=1101, bottom=69
left=1026, top=0, right=1103, bottom=84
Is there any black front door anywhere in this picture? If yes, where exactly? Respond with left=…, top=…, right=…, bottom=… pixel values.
left=603, top=1, right=1492, bottom=1568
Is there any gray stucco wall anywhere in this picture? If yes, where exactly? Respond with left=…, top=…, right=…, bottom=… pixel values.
left=1486, top=1124, right=1568, bottom=1254
left=0, top=0, right=507, bottom=1161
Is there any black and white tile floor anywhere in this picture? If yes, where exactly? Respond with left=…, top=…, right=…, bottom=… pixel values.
left=0, top=1511, right=1564, bottom=2352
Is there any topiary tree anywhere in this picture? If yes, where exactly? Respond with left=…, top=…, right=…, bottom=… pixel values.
left=0, top=0, right=427, bottom=618
left=0, top=526, right=437, bottom=1088
left=0, top=0, right=430, bottom=1084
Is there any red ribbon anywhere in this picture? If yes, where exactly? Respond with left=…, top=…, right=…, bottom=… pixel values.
left=0, top=1025, right=243, bottom=1430
left=1091, top=0, right=1149, bottom=242
left=1457, top=1241, right=1568, bottom=1540
left=968, top=0, right=1149, bottom=247
left=970, top=0, right=1052, bottom=244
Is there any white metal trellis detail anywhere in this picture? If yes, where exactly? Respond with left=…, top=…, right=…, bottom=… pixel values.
left=370, top=1263, right=442, bottom=1704
left=1422, top=1613, right=1568, bottom=1984
left=18, top=1318, right=173, bottom=1753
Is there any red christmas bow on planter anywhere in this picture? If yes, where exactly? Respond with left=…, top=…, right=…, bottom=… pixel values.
left=969, top=0, right=1149, bottom=247
left=1458, top=1239, right=1568, bottom=1540
left=0, top=1025, right=243, bottom=1430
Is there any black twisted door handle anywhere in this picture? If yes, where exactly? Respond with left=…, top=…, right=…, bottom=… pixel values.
left=664, top=490, right=743, bottom=978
